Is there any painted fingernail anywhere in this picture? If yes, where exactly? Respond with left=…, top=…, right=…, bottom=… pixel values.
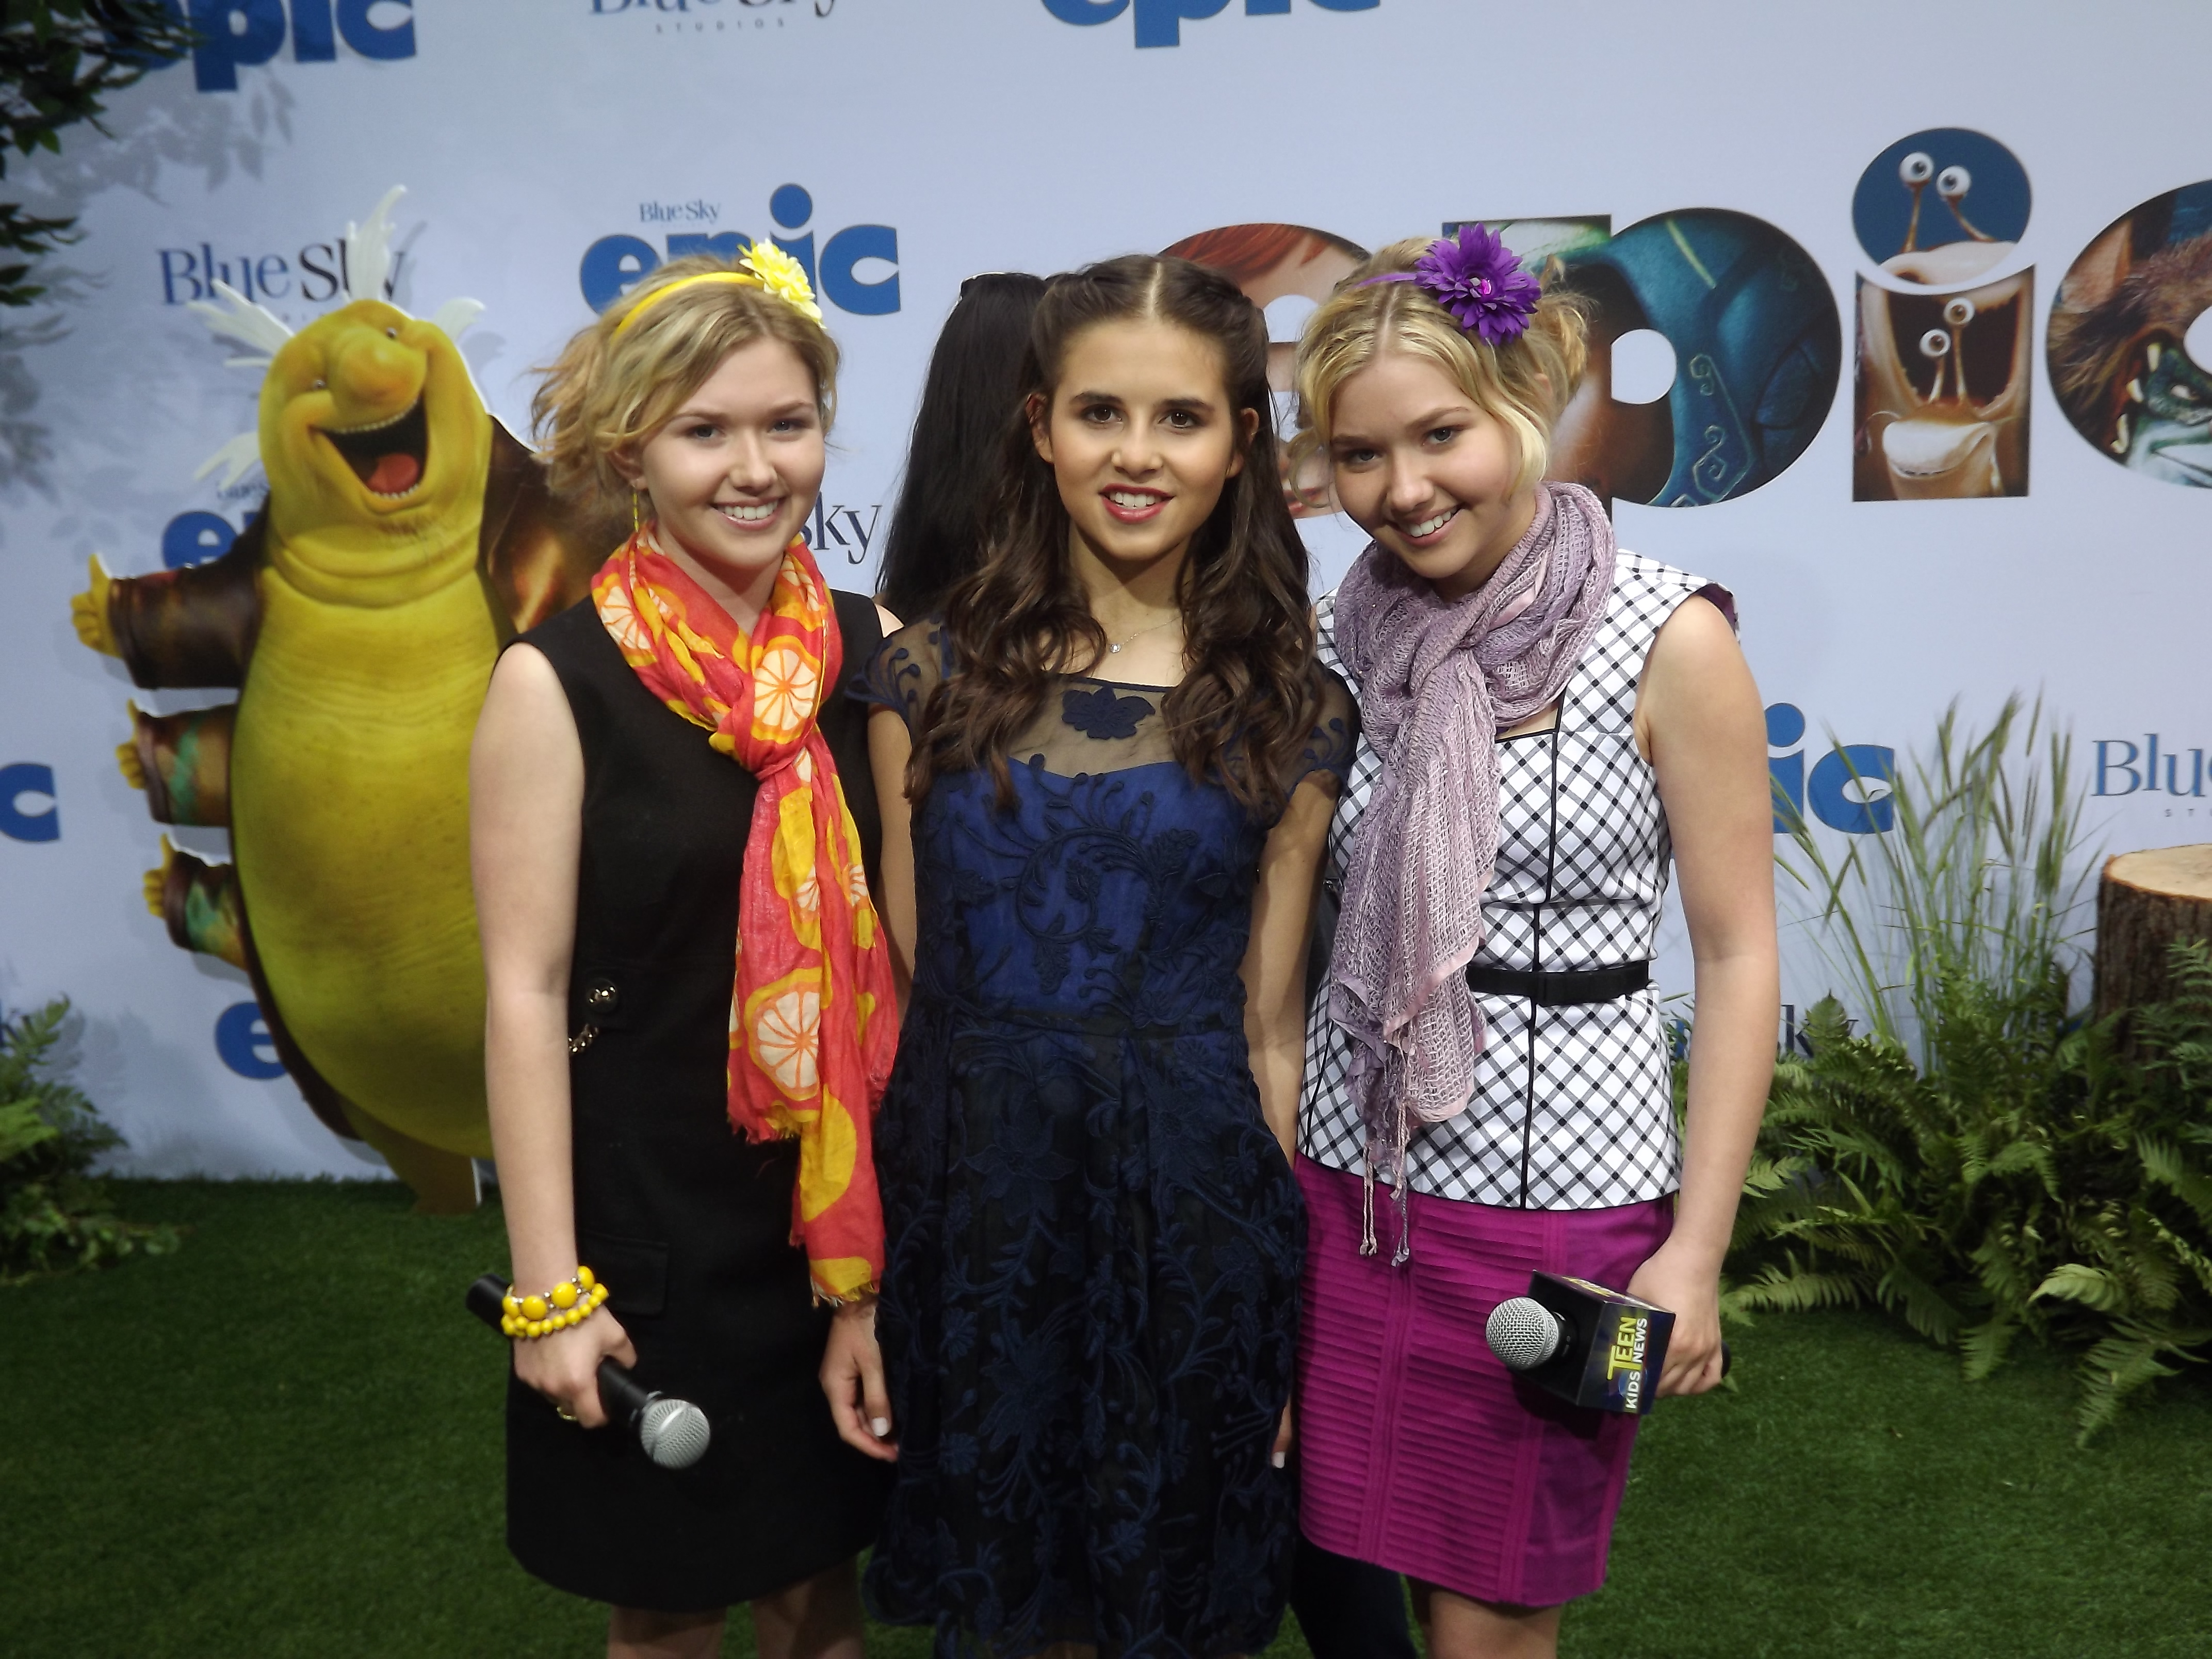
left=1271, top=1451, right=1287, bottom=1469
left=870, top=1417, right=891, bottom=1437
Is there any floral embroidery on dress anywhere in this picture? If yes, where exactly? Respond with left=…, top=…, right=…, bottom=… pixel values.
left=1061, top=683, right=1154, bottom=742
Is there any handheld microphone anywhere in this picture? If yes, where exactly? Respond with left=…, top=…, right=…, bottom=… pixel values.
left=1484, top=1272, right=1680, bottom=1415
left=465, top=1272, right=711, bottom=1470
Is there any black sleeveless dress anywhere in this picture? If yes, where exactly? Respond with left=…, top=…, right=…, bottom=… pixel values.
left=503, top=589, right=892, bottom=1614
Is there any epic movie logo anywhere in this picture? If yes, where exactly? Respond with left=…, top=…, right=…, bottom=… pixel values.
left=580, top=184, right=898, bottom=316
left=1044, top=0, right=1374, bottom=48
left=164, top=1, right=417, bottom=93
left=1767, top=703, right=1895, bottom=838
left=0, top=764, right=58, bottom=843
left=217, top=1002, right=288, bottom=1078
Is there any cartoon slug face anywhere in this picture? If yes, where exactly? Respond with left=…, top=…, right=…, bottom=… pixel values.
left=1856, top=271, right=2031, bottom=499
left=260, top=298, right=492, bottom=556
left=1885, top=157, right=2014, bottom=287
left=1895, top=154, right=1997, bottom=255
left=1853, top=130, right=2030, bottom=290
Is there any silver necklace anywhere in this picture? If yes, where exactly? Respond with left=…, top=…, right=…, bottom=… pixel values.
left=1105, top=614, right=1178, bottom=655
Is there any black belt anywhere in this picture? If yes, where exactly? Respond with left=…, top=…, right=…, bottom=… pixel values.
left=1465, top=960, right=1650, bottom=1006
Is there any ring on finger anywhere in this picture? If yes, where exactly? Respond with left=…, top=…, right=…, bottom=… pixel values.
left=555, top=1404, right=578, bottom=1422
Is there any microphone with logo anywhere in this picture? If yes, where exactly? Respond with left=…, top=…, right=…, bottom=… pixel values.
left=1484, top=1273, right=1682, bottom=1415
left=465, top=1272, right=711, bottom=1470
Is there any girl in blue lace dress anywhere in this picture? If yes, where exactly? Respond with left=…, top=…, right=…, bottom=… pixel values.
left=822, top=255, right=1355, bottom=1658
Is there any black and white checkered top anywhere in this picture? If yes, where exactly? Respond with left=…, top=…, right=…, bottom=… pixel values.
left=1299, top=552, right=1726, bottom=1212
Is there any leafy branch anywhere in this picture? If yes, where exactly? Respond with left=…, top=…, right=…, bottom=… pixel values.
left=2, top=997, right=179, bottom=1280
left=0, top=2, right=195, bottom=306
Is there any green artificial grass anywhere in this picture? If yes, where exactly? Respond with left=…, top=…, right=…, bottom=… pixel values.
left=4, top=1180, right=2209, bottom=1657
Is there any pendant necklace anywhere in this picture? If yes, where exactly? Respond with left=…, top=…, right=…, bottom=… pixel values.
left=1105, top=614, right=1178, bottom=655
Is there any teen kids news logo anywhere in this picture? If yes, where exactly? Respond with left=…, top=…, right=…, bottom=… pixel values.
left=162, top=1, right=416, bottom=93
left=1044, top=0, right=1375, bottom=48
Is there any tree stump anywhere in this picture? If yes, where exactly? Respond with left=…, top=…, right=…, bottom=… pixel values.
left=2093, top=844, right=2212, bottom=1020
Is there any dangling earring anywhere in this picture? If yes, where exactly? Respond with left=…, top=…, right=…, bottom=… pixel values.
left=630, top=490, right=643, bottom=534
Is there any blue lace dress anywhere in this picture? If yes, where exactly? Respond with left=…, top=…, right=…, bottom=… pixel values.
left=857, top=621, right=1357, bottom=1659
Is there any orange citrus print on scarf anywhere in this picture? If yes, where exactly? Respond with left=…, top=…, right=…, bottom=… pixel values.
left=593, top=528, right=896, bottom=1302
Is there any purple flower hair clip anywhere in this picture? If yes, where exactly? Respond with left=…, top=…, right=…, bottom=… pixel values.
left=1362, top=224, right=1541, bottom=345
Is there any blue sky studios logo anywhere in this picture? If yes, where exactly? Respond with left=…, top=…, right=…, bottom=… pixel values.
left=2095, top=736, right=2207, bottom=799
left=1044, top=0, right=1375, bottom=49
left=166, top=1, right=416, bottom=93
left=592, top=0, right=834, bottom=15
left=808, top=497, right=880, bottom=566
left=580, top=185, right=897, bottom=315
left=157, top=231, right=405, bottom=309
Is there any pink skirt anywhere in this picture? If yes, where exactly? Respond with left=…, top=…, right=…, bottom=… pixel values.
left=1294, top=1157, right=1674, bottom=1608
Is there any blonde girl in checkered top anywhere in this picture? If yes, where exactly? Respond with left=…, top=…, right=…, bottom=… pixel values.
left=1286, top=230, right=1779, bottom=1659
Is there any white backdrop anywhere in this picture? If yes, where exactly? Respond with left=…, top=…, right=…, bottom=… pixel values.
left=1, top=0, right=2206, bottom=1178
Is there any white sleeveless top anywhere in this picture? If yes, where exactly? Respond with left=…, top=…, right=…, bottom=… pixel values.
left=1298, top=553, right=1725, bottom=1212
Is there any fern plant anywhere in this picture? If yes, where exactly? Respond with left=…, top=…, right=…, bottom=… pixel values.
left=1, top=998, right=177, bottom=1280
left=1723, top=699, right=2212, bottom=1439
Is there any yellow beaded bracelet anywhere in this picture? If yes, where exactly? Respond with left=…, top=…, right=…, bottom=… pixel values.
left=499, top=1266, right=611, bottom=1339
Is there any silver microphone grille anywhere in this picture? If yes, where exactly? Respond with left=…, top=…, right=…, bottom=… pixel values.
left=1486, top=1297, right=1564, bottom=1371
left=638, top=1396, right=712, bottom=1470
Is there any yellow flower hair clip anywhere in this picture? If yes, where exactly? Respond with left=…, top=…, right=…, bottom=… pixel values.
left=613, top=242, right=824, bottom=337
left=738, top=242, right=824, bottom=323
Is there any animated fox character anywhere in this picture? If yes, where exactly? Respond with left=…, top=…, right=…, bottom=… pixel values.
left=71, top=190, right=612, bottom=1211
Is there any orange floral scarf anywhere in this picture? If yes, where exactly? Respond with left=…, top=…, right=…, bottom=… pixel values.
left=592, top=527, right=896, bottom=1302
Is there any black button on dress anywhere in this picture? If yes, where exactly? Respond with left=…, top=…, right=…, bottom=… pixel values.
left=503, top=589, right=891, bottom=1614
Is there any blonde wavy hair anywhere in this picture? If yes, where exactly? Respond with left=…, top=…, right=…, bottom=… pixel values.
left=532, top=252, right=840, bottom=511
left=1289, top=235, right=1589, bottom=498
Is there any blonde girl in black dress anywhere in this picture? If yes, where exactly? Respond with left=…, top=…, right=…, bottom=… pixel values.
left=473, top=251, right=898, bottom=1659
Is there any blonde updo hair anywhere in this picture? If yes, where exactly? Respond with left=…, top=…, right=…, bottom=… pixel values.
left=1290, top=236, right=1589, bottom=497
left=532, top=252, right=840, bottom=511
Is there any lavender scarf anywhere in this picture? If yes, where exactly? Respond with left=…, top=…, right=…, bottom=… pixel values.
left=1329, top=481, right=1618, bottom=1259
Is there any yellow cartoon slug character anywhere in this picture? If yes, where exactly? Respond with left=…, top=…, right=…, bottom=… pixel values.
left=71, top=189, right=612, bottom=1211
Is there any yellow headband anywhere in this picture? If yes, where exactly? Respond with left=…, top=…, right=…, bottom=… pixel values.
left=612, top=245, right=824, bottom=337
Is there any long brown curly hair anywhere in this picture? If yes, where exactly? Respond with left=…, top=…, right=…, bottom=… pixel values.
left=908, top=254, right=1319, bottom=819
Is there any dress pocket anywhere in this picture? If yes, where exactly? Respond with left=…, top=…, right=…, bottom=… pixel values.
left=578, top=1229, right=670, bottom=1318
